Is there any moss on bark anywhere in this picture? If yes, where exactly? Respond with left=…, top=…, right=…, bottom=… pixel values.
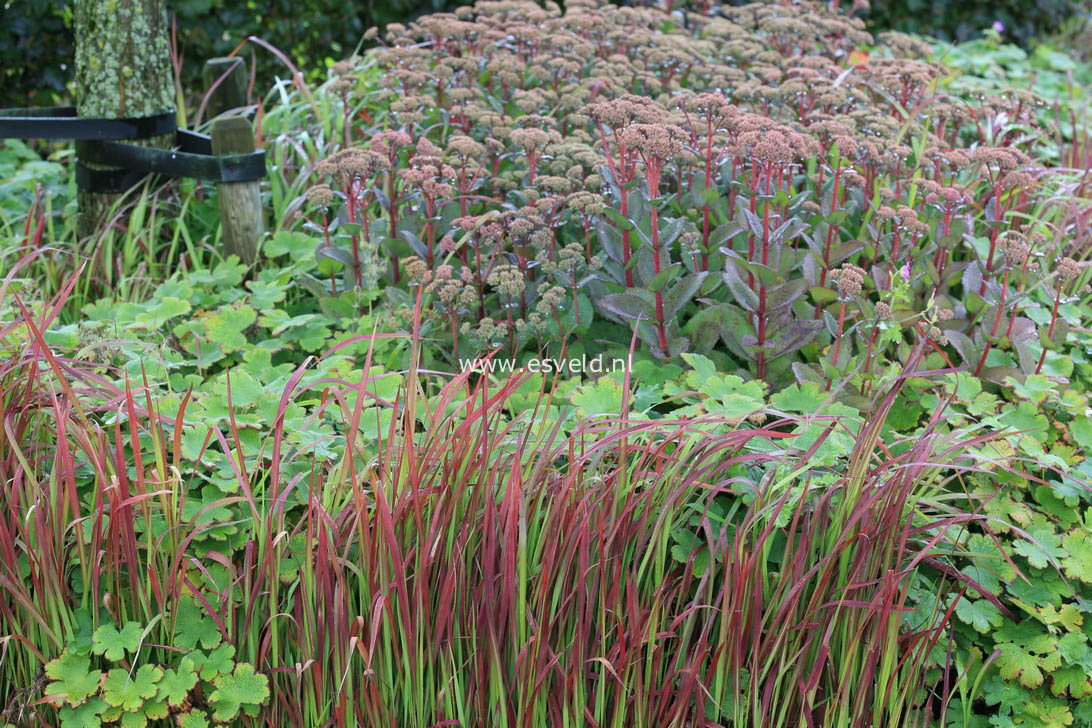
left=74, top=0, right=174, bottom=236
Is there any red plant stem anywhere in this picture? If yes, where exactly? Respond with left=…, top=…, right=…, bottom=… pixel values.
left=648, top=164, right=670, bottom=355
left=980, top=186, right=1004, bottom=295
left=388, top=164, right=400, bottom=283
left=1035, top=284, right=1065, bottom=374
left=346, top=178, right=363, bottom=288
left=1004, top=258, right=1032, bottom=339
left=756, top=194, right=771, bottom=380
left=425, top=196, right=436, bottom=267
left=596, top=126, right=635, bottom=286
left=829, top=301, right=847, bottom=385
left=475, top=239, right=486, bottom=319
left=700, top=115, right=713, bottom=271
left=746, top=164, right=758, bottom=290
left=621, top=174, right=634, bottom=287
left=973, top=269, right=1011, bottom=377
left=815, top=164, right=842, bottom=318
left=450, top=314, right=459, bottom=362
left=864, top=326, right=879, bottom=378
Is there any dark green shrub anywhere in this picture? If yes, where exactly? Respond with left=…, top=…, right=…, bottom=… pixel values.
left=0, top=0, right=73, bottom=105
left=0, top=0, right=471, bottom=108
left=283, top=0, right=1089, bottom=403
left=861, top=0, right=1078, bottom=45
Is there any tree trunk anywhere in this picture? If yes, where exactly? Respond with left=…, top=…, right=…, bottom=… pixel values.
left=74, top=0, right=174, bottom=237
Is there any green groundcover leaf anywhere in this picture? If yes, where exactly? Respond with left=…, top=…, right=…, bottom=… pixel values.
left=45, top=652, right=102, bottom=706
left=92, top=622, right=143, bottom=661
left=208, top=663, right=270, bottom=722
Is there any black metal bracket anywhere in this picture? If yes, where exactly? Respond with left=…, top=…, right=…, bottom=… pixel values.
left=0, top=106, right=177, bottom=140
left=76, top=129, right=266, bottom=193
left=1, top=106, right=265, bottom=194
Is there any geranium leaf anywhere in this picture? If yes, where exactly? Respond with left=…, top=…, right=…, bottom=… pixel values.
left=58, top=697, right=107, bottom=728
left=45, top=652, right=102, bottom=706
left=208, top=663, right=270, bottom=722
left=205, top=304, right=257, bottom=353
left=173, top=597, right=223, bottom=651
left=157, top=656, right=199, bottom=707
left=92, top=622, right=143, bottom=661
left=102, top=665, right=162, bottom=712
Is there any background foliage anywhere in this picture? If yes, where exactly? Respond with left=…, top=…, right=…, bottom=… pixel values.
left=0, top=0, right=461, bottom=108
left=3, top=0, right=1090, bottom=108
left=1, top=0, right=1091, bottom=725
left=862, top=0, right=1083, bottom=45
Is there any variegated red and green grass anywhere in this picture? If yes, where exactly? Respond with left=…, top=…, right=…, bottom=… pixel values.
left=0, top=280, right=1005, bottom=727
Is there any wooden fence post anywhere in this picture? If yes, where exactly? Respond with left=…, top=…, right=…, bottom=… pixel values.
left=211, top=116, right=263, bottom=264
left=202, top=57, right=249, bottom=118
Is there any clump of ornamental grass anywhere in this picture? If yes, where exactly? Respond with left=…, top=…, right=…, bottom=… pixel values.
left=275, top=0, right=1090, bottom=393
left=0, top=277, right=1014, bottom=727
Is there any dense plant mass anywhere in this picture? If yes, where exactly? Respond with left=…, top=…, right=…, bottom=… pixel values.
left=861, top=0, right=1079, bottom=45
left=1, top=0, right=1092, bottom=727
left=288, top=0, right=1087, bottom=393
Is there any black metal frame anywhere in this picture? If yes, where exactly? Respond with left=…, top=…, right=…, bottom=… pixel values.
left=0, top=106, right=265, bottom=193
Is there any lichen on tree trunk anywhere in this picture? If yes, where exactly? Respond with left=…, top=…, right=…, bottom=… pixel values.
left=74, top=0, right=174, bottom=236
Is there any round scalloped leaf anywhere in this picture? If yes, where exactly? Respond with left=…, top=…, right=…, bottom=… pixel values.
left=189, top=644, right=235, bottom=681
left=173, top=598, right=222, bottom=651
left=176, top=710, right=210, bottom=728
left=208, top=663, right=270, bottom=723
left=996, top=643, right=1045, bottom=689
left=954, top=598, right=1003, bottom=634
left=45, top=652, right=102, bottom=707
left=157, top=656, right=199, bottom=707
left=102, top=665, right=163, bottom=712
left=204, top=304, right=257, bottom=353
left=119, top=711, right=148, bottom=728
left=58, top=697, right=106, bottom=728
left=1062, top=530, right=1092, bottom=584
left=91, top=622, right=143, bottom=661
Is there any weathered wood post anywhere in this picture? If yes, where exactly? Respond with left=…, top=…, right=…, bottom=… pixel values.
left=211, top=116, right=263, bottom=264
left=74, top=0, right=174, bottom=235
left=202, top=57, right=249, bottom=118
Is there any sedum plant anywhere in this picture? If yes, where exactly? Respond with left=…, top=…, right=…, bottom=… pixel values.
left=260, top=0, right=1091, bottom=391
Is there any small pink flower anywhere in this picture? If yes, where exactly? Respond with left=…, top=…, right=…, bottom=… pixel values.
left=992, top=20, right=1005, bottom=34
left=901, top=262, right=910, bottom=283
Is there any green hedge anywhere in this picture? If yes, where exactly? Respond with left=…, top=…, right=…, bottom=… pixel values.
left=0, top=0, right=467, bottom=108
left=0, top=0, right=1082, bottom=109
left=861, top=0, right=1079, bottom=44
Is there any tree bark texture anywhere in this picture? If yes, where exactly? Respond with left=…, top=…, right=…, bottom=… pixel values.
left=74, top=0, right=174, bottom=237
